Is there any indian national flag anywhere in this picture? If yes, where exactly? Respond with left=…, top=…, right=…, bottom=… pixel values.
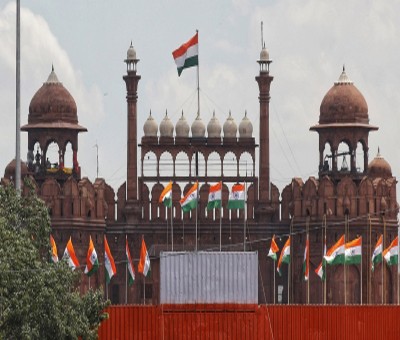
left=324, top=235, right=345, bottom=265
left=104, top=236, right=117, bottom=284
left=315, top=262, right=325, bottom=281
left=277, top=237, right=290, bottom=276
left=315, top=238, right=327, bottom=281
left=126, top=236, right=135, bottom=286
left=383, top=236, right=398, bottom=266
left=345, top=236, right=362, bottom=265
left=63, top=237, right=80, bottom=270
left=50, top=234, right=59, bottom=263
left=227, top=183, right=245, bottom=210
left=303, top=236, right=309, bottom=281
left=207, top=182, right=222, bottom=210
left=172, top=32, right=199, bottom=76
left=180, top=182, right=198, bottom=213
left=84, top=236, right=99, bottom=276
left=138, top=237, right=151, bottom=277
left=159, top=181, right=173, bottom=208
left=268, top=235, right=279, bottom=261
left=371, top=234, right=383, bottom=271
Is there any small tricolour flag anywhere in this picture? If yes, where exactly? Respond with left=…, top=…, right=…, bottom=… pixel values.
left=227, top=183, right=245, bottom=210
left=383, top=236, right=398, bottom=266
left=372, top=234, right=383, bottom=272
left=50, top=234, right=59, bottom=263
left=267, top=235, right=279, bottom=261
left=159, top=181, right=173, bottom=208
left=84, top=236, right=99, bottom=276
left=138, top=237, right=151, bottom=277
left=303, top=236, right=309, bottom=281
left=104, top=236, right=117, bottom=284
left=315, top=238, right=327, bottom=281
left=63, top=237, right=80, bottom=270
left=277, top=237, right=290, bottom=276
left=345, top=236, right=362, bottom=265
left=126, top=236, right=135, bottom=286
left=207, top=182, right=222, bottom=210
left=180, top=182, right=198, bottom=213
left=172, top=31, right=199, bottom=76
left=324, top=235, right=345, bottom=265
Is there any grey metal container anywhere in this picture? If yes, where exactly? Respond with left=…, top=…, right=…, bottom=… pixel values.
left=160, top=251, right=258, bottom=304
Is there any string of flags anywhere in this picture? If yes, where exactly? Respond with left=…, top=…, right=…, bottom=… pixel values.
left=267, top=233, right=399, bottom=281
left=50, top=234, right=151, bottom=284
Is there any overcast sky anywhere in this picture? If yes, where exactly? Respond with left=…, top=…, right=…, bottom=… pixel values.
left=0, top=0, right=399, bottom=197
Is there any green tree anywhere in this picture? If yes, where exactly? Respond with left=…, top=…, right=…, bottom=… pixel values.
left=0, top=182, right=109, bottom=339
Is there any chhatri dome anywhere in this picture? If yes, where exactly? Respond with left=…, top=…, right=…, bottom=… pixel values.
left=27, top=66, right=84, bottom=130
left=143, top=110, right=158, bottom=137
left=223, top=111, right=237, bottom=138
left=319, top=66, right=369, bottom=125
left=239, top=110, right=253, bottom=138
left=368, top=148, right=392, bottom=178
left=191, top=113, right=206, bottom=138
left=159, top=110, right=174, bottom=137
left=175, top=111, right=190, bottom=138
left=207, top=111, right=221, bottom=138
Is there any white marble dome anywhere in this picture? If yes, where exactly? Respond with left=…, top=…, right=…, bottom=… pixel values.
left=126, top=42, right=137, bottom=61
left=159, top=111, right=174, bottom=137
left=239, top=111, right=253, bottom=138
left=175, top=111, right=190, bottom=138
left=143, top=111, right=158, bottom=137
left=191, top=113, right=206, bottom=138
left=207, top=111, right=221, bottom=138
left=223, top=111, right=237, bottom=138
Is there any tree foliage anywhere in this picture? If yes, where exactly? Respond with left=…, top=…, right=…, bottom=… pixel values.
left=0, top=182, right=109, bottom=339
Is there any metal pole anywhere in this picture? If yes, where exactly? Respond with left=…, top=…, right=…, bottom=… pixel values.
left=306, top=218, right=310, bottom=305
left=273, top=260, right=276, bottom=304
left=196, top=30, right=200, bottom=116
left=361, top=237, right=363, bottom=305
left=383, top=216, right=386, bottom=304
left=344, top=215, right=347, bottom=305
left=171, top=204, right=174, bottom=251
left=195, top=182, right=198, bottom=252
left=143, top=276, right=146, bottom=305
left=125, top=257, right=128, bottom=304
left=369, top=214, right=372, bottom=304
left=324, top=214, right=327, bottom=305
left=243, top=181, right=246, bottom=252
left=15, top=0, right=21, bottom=192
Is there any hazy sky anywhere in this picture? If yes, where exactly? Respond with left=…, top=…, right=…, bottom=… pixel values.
left=0, top=0, right=399, bottom=196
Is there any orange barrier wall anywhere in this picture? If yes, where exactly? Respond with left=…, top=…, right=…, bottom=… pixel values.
left=98, top=304, right=400, bottom=340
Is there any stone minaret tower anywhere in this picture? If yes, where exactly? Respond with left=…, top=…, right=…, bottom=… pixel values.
left=123, top=43, right=141, bottom=223
left=255, top=44, right=274, bottom=222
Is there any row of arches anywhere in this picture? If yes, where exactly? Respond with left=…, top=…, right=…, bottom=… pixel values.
left=142, top=151, right=255, bottom=178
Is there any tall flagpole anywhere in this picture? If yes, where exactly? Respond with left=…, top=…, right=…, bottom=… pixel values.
left=273, top=260, right=276, bottom=304
left=219, top=182, right=222, bottom=252
left=383, top=215, right=386, bottom=304
left=243, top=181, right=247, bottom=252
left=361, top=236, right=363, bottom=305
left=196, top=29, right=200, bottom=117
left=368, top=214, right=372, bottom=304
left=15, top=0, right=21, bottom=192
left=344, top=215, right=347, bottom=305
left=125, top=234, right=128, bottom=304
left=195, top=182, right=198, bottom=251
left=306, top=218, right=310, bottom=305
left=324, top=214, right=327, bottom=305
left=171, top=203, right=174, bottom=251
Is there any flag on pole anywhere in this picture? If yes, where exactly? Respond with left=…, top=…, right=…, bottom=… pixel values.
left=126, top=236, right=135, bottom=286
left=303, top=236, right=309, bottom=281
left=84, top=236, right=99, bottom=276
left=63, top=237, right=80, bottom=270
left=227, top=183, right=245, bottom=210
left=371, top=234, right=383, bottom=271
left=345, top=236, right=362, bottom=265
left=207, top=182, right=222, bottom=210
left=277, top=237, right=290, bottom=276
left=180, top=182, right=198, bottom=212
left=50, top=234, right=59, bottom=263
left=104, top=236, right=117, bottom=284
left=172, top=32, right=199, bottom=76
left=159, top=181, right=173, bottom=208
left=315, top=237, right=327, bottom=281
left=268, top=235, right=279, bottom=261
left=138, top=237, right=151, bottom=277
left=383, top=236, right=398, bottom=266
left=324, top=235, right=345, bottom=265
